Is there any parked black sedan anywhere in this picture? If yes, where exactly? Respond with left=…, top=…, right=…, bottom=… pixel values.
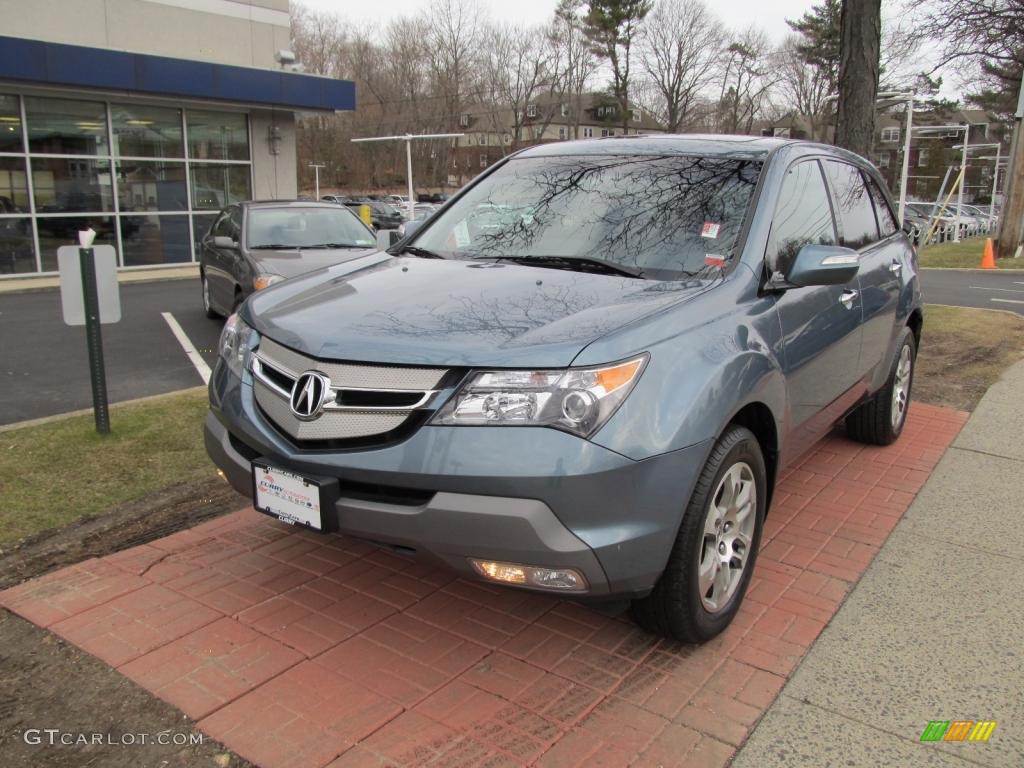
left=199, top=200, right=377, bottom=318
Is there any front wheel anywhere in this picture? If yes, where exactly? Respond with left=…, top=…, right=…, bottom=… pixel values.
left=631, top=425, right=767, bottom=643
left=845, top=327, right=916, bottom=446
left=201, top=273, right=219, bottom=319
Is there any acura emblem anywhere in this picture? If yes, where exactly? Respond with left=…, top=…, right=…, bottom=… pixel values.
left=290, top=371, right=330, bottom=420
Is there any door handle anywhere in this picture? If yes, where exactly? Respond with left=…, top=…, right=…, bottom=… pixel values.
left=840, top=289, right=859, bottom=309
left=889, top=260, right=902, bottom=275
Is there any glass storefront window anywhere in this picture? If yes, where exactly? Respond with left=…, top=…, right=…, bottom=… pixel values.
left=24, top=97, right=108, bottom=155
left=0, top=95, right=255, bottom=275
left=0, top=94, right=22, bottom=153
left=111, top=104, right=184, bottom=158
left=0, top=157, right=29, bottom=210
left=190, top=163, right=251, bottom=209
left=121, top=214, right=192, bottom=267
left=37, top=215, right=116, bottom=272
left=187, top=110, right=249, bottom=161
left=31, top=157, right=114, bottom=213
left=0, top=218, right=35, bottom=274
left=116, top=160, right=188, bottom=212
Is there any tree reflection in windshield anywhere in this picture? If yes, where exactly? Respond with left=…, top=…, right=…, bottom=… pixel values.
left=415, top=154, right=762, bottom=280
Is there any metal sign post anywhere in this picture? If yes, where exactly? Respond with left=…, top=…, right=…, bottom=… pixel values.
left=80, top=243, right=109, bottom=433
left=57, top=230, right=121, bottom=434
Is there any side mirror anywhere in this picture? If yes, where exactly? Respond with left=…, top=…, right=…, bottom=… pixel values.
left=901, top=218, right=915, bottom=235
left=784, top=244, right=860, bottom=288
left=213, top=235, right=237, bottom=249
left=400, top=220, right=424, bottom=238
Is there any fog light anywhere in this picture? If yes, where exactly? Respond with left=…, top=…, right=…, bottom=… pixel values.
left=469, top=559, right=587, bottom=591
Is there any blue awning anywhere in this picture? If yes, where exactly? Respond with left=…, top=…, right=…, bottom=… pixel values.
left=0, top=35, right=355, bottom=112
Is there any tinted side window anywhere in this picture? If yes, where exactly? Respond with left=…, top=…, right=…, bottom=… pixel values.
left=767, top=160, right=837, bottom=275
left=865, top=176, right=898, bottom=236
left=823, top=160, right=879, bottom=249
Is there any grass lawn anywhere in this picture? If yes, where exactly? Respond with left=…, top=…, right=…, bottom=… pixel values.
left=916, top=304, right=1024, bottom=411
left=0, top=389, right=217, bottom=546
left=918, top=238, right=1024, bottom=269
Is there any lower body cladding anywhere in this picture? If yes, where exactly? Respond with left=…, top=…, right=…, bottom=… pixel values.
left=205, top=370, right=712, bottom=600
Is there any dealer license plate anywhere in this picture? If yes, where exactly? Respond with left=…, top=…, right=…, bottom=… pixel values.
left=252, top=462, right=325, bottom=530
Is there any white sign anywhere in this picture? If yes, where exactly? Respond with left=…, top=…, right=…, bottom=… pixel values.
left=57, top=245, right=121, bottom=326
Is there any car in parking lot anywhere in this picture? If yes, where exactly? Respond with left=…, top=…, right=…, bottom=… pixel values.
left=198, top=200, right=377, bottom=318
left=206, top=135, right=922, bottom=642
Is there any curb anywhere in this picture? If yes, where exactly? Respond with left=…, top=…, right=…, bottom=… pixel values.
left=0, top=266, right=199, bottom=295
left=0, top=386, right=207, bottom=434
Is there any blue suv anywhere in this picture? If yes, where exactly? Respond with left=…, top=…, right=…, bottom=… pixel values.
left=205, top=136, right=921, bottom=643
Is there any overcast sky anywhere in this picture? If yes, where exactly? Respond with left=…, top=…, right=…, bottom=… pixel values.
left=299, top=0, right=816, bottom=41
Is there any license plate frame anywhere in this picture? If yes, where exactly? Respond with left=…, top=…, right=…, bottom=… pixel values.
left=252, top=461, right=328, bottom=531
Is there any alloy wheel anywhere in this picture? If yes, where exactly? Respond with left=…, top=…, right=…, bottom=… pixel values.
left=699, top=461, right=757, bottom=613
left=891, top=344, right=913, bottom=430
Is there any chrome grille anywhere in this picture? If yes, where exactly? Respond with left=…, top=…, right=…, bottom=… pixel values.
left=257, top=338, right=446, bottom=390
left=251, top=337, right=448, bottom=442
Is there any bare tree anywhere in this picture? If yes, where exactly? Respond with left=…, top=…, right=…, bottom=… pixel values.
left=637, top=0, right=723, bottom=132
left=714, top=28, right=779, bottom=134
left=776, top=34, right=832, bottom=140
left=480, top=24, right=557, bottom=152
left=551, top=0, right=600, bottom=139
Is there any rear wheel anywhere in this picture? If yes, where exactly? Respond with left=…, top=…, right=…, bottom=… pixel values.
left=631, top=426, right=767, bottom=643
left=201, top=273, right=218, bottom=318
left=845, top=327, right=916, bottom=446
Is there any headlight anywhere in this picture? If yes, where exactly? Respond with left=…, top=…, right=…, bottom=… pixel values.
left=253, top=274, right=285, bottom=291
left=431, top=354, right=647, bottom=437
left=218, top=313, right=257, bottom=377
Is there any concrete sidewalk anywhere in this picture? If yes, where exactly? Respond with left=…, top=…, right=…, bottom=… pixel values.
left=733, top=360, right=1024, bottom=767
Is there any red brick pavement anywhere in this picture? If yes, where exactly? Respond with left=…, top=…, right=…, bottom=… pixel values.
left=0, top=403, right=968, bottom=767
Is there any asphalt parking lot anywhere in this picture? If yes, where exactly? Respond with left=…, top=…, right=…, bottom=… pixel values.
left=0, top=278, right=222, bottom=426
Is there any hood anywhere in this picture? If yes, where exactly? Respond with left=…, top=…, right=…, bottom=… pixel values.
left=245, top=255, right=713, bottom=367
left=251, top=247, right=378, bottom=279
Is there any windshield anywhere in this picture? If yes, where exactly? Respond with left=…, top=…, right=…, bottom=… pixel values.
left=411, top=154, right=762, bottom=280
left=247, top=207, right=375, bottom=248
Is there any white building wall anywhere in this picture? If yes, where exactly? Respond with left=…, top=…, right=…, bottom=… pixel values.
left=0, top=0, right=290, bottom=69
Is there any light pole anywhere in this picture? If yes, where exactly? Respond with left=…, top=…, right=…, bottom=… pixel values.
left=308, top=163, right=325, bottom=200
left=350, top=133, right=464, bottom=221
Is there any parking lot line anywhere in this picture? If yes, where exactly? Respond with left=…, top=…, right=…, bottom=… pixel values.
left=970, top=286, right=1024, bottom=293
left=991, top=298, right=1024, bottom=305
left=161, top=311, right=213, bottom=385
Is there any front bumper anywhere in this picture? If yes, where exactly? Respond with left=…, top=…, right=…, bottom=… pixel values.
left=206, top=361, right=712, bottom=598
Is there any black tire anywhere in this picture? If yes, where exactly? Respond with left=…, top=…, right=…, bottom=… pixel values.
left=845, top=327, right=916, bottom=446
left=201, top=273, right=219, bottom=319
left=631, top=425, right=767, bottom=643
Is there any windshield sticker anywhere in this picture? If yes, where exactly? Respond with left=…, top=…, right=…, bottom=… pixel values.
left=704, top=255, right=727, bottom=267
left=701, top=222, right=721, bottom=239
left=453, top=220, right=471, bottom=248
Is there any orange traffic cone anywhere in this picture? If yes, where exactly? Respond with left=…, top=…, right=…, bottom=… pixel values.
left=980, top=238, right=997, bottom=269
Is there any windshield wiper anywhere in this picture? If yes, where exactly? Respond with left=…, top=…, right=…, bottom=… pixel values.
left=476, top=255, right=645, bottom=279
left=302, top=243, right=371, bottom=249
left=393, top=245, right=445, bottom=259
left=249, top=244, right=300, bottom=250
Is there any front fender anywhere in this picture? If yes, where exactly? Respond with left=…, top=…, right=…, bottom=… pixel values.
left=589, top=280, right=786, bottom=461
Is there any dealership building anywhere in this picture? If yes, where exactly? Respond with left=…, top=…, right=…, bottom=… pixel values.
left=0, top=0, right=353, bottom=277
